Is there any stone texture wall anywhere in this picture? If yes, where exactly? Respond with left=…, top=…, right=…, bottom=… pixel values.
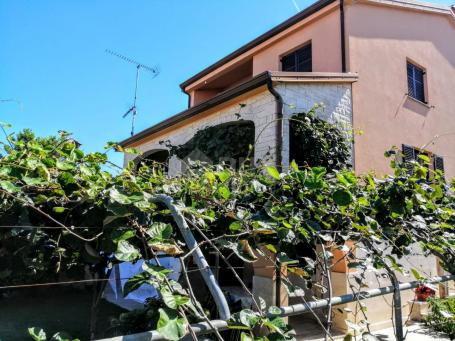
left=125, top=88, right=277, bottom=176
left=277, top=82, right=353, bottom=167
left=125, top=81, right=353, bottom=175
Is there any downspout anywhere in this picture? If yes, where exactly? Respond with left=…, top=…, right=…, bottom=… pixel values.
left=266, top=73, right=283, bottom=169
left=182, top=89, right=191, bottom=109
left=266, top=73, right=284, bottom=307
left=340, top=0, right=347, bottom=73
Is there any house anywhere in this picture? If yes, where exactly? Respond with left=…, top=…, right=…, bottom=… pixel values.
left=121, top=0, right=455, bottom=179
left=119, top=0, right=455, bottom=334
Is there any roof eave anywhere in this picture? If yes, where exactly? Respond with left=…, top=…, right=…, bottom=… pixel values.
left=119, top=71, right=272, bottom=147
left=120, top=71, right=359, bottom=147
left=179, top=0, right=337, bottom=91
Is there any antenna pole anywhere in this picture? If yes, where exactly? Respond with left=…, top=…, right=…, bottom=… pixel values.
left=131, top=65, right=140, bottom=136
left=105, top=49, right=159, bottom=137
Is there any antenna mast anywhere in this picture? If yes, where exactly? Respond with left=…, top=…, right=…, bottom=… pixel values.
left=106, top=49, right=159, bottom=136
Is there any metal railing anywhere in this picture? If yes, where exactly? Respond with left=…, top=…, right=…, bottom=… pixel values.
left=95, top=274, right=455, bottom=341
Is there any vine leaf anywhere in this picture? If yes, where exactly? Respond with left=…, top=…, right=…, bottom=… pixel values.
left=146, top=222, right=172, bottom=241
left=266, top=166, right=281, bottom=180
left=157, top=308, right=187, bottom=341
left=277, top=252, right=299, bottom=265
left=0, top=180, right=20, bottom=193
left=160, top=288, right=190, bottom=309
left=410, top=268, right=424, bottom=281
left=240, top=332, right=254, bottom=341
left=111, top=229, right=135, bottom=243
left=217, top=185, right=231, bottom=200
left=28, top=327, right=46, bottom=341
left=123, top=272, right=151, bottom=297
left=333, top=189, right=353, bottom=206
left=115, top=240, right=141, bottom=262
left=239, top=309, right=260, bottom=328
left=219, top=240, right=257, bottom=263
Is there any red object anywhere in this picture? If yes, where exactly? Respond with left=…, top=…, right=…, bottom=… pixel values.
left=415, top=284, right=435, bottom=302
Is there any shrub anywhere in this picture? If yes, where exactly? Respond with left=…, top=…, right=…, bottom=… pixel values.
left=426, top=297, right=455, bottom=340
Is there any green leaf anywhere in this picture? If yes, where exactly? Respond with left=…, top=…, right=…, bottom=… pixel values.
left=52, top=207, right=66, bottom=213
left=22, top=176, right=46, bottom=186
left=240, top=333, right=254, bottom=341
left=252, top=179, right=267, bottom=193
left=146, top=222, right=172, bottom=241
left=123, top=272, right=151, bottom=297
left=216, top=170, right=231, bottom=183
left=265, top=244, right=277, bottom=254
left=268, top=306, right=282, bottom=315
left=386, top=255, right=403, bottom=274
left=157, top=308, right=187, bottom=341
left=266, top=166, right=281, bottom=180
left=290, top=160, right=299, bottom=172
left=111, top=229, right=135, bottom=243
left=36, top=165, right=51, bottom=181
left=229, top=221, right=242, bottom=232
left=220, top=240, right=257, bottom=263
left=80, top=165, right=94, bottom=177
left=277, top=252, right=299, bottom=265
left=239, top=309, right=260, bottom=328
left=142, top=262, right=172, bottom=279
left=410, top=268, right=424, bottom=281
left=333, top=189, right=353, bottom=206
left=343, top=334, right=353, bottom=341
left=205, top=171, right=216, bottom=184
left=114, top=240, right=141, bottom=262
left=217, top=185, right=231, bottom=200
left=109, top=188, right=141, bottom=205
left=56, top=160, right=74, bottom=171
left=0, top=180, right=20, bottom=193
left=417, top=154, right=430, bottom=164
left=160, top=288, right=190, bottom=309
left=28, top=327, right=47, bottom=341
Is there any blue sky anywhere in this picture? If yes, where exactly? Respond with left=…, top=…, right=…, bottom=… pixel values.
left=0, top=0, right=453, bottom=165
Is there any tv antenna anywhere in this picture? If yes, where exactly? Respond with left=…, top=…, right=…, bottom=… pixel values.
left=106, top=49, right=159, bottom=136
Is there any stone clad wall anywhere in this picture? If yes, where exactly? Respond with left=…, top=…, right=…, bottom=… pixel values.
left=276, top=82, right=353, bottom=167
left=124, top=81, right=354, bottom=175
left=125, top=89, right=277, bottom=176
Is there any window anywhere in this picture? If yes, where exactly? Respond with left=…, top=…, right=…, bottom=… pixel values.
left=281, top=43, right=312, bottom=72
left=407, top=61, right=426, bottom=103
left=402, top=144, right=444, bottom=175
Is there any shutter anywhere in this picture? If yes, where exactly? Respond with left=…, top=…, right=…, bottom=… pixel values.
left=402, top=144, right=416, bottom=162
left=402, top=144, right=416, bottom=172
left=433, top=155, right=445, bottom=174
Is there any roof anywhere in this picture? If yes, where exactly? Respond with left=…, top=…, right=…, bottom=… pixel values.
left=120, top=71, right=358, bottom=147
left=179, top=0, right=454, bottom=91
left=179, top=0, right=336, bottom=91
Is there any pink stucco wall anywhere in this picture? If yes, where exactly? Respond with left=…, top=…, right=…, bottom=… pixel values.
left=252, top=9, right=342, bottom=74
left=345, top=2, right=455, bottom=178
left=184, top=3, right=342, bottom=99
left=182, top=0, right=455, bottom=179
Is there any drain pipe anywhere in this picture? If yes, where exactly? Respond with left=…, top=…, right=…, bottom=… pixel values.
left=339, top=0, right=347, bottom=73
left=266, top=72, right=284, bottom=169
left=266, top=73, right=284, bottom=307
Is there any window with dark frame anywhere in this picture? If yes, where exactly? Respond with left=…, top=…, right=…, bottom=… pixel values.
left=281, top=43, right=312, bottom=72
left=402, top=144, right=444, bottom=176
left=407, top=61, right=426, bottom=103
